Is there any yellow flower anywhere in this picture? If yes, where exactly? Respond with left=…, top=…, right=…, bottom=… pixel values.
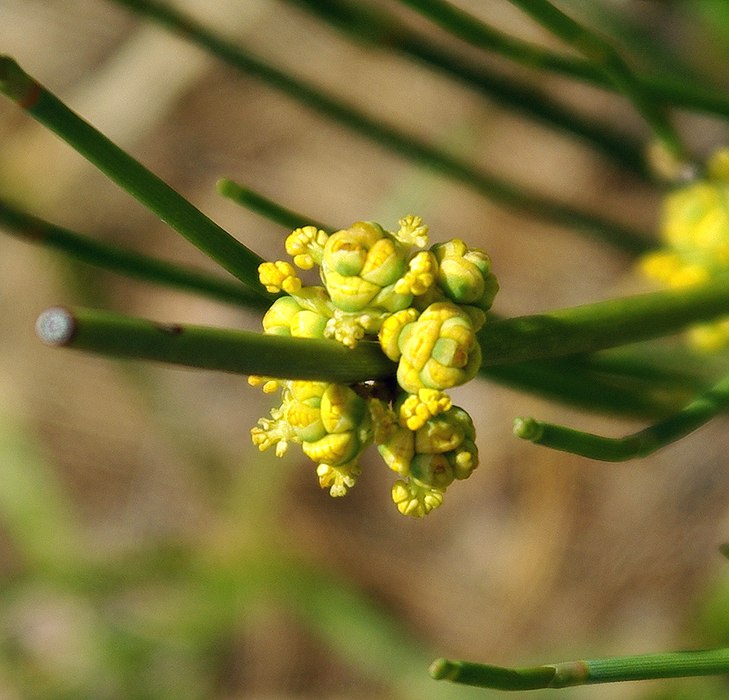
left=399, top=388, right=452, bottom=431
left=395, top=214, right=429, bottom=248
left=285, top=225, right=329, bottom=270
left=316, top=462, right=361, bottom=497
left=258, top=260, right=302, bottom=294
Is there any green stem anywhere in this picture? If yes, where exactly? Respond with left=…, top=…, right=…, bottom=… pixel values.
left=0, top=197, right=269, bottom=309
left=217, top=179, right=334, bottom=233
left=479, top=274, right=729, bottom=366
left=106, top=0, right=651, bottom=254
left=0, top=55, right=269, bottom=298
left=34, top=273, right=729, bottom=385
left=483, top=353, right=701, bottom=419
left=514, top=368, right=729, bottom=461
left=398, top=0, right=729, bottom=121
left=283, top=0, right=649, bottom=177
left=34, top=306, right=395, bottom=382
left=430, top=648, right=729, bottom=689
left=506, top=0, right=686, bottom=159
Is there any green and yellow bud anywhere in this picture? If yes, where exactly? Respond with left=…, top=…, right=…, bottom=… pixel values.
left=302, top=430, right=363, bottom=466
left=395, top=302, right=482, bottom=394
left=391, top=479, right=444, bottom=517
left=431, top=239, right=499, bottom=315
left=320, top=383, right=367, bottom=434
left=322, top=222, right=411, bottom=312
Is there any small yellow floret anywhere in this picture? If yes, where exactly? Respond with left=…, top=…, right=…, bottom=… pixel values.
left=399, top=389, right=452, bottom=431
left=258, top=260, right=302, bottom=294
left=395, top=251, right=437, bottom=296
left=316, top=462, right=361, bottom=497
left=286, top=226, right=329, bottom=269
left=396, top=215, right=429, bottom=248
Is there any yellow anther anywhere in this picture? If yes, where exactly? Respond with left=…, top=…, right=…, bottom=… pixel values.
left=399, top=389, right=452, bottom=431
left=285, top=225, right=329, bottom=270
left=258, top=260, right=302, bottom=294
left=248, top=375, right=281, bottom=394
left=395, top=250, right=437, bottom=296
left=316, top=462, right=361, bottom=497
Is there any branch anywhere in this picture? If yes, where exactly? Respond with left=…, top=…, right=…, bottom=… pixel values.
left=430, top=648, right=729, bottom=689
left=0, top=55, right=270, bottom=298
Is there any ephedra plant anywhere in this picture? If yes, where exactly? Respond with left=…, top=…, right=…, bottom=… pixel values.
left=5, top=0, right=729, bottom=695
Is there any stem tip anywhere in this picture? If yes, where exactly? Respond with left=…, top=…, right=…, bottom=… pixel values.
left=36, top=306, right=76, bottom=346
left=513, top=416, right=543, bottom=441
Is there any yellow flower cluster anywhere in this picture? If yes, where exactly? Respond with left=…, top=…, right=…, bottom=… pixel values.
left=250, top=216, right=498, bottom=517
left=640, top=148, right=729, bottom=351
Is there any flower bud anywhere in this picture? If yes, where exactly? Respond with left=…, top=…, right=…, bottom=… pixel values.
left=395, top=302, right=481, bottom=394
left=322, top=222, right=411, bottom=312
left=431, top=239, right=499, bottom=313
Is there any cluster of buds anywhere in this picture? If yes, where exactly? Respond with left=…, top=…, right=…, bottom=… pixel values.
left=640, top=148, right=729, bottom=351
left=250, top=216, right=498, bottom=517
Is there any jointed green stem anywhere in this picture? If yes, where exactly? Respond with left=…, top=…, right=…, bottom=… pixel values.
left=35, top=306, right=395, bottom=383
left=514, top=368, right=729, bottom=460
left=283, top=0, right=649, bottom=177
left=0, top=55, right=269, bottom=298
left=399, top=0, right=729, bottom=121
left=106, top=0, right=651, bottom=254
left=35, top=274, right=729, bottom=384
left=431, top=648, right=729, bottom=689
left=217, top=179, right=334, bottom=233
left=479, top=274, right=729, bottom=366
left=506, top=0, right=686, bottom=160
left=0, top=198, right=269, bottom=309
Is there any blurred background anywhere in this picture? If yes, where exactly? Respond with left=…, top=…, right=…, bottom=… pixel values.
left=3, top=1, right=729, bottom=698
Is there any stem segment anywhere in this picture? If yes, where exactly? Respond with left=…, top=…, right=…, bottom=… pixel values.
left=431, top=648, right=729, bottom=689
left=514, top=367, right=729, bottom=460
left=106, top=0, right=651, bottom=254
left=0, top=55, right=269, bottom=297
left=217, top=179, right=334, bottom=233
left=507, top=0, right=686, bottom=159
left=35, top=306, right=395, bottom=382
left=480, top=274, right=729, bottom=366
left=0, top=198, right=268, bottom=309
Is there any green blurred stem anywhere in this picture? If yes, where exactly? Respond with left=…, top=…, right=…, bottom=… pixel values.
left=217, top=179, right=334, bottom=233
left=0, top=197, right=269, bottom=309
left=0, top=55, right=269, bottom=298
left=106, top=0, right=651, bottom=254
left=506, top=0, right=686, bottom=159
left=430, top=648, right=729, bottom=689
left=399, top=0, right=729, bottom=121
left=35, top=274, right=729, bottom=383
left=282, top=0, right=649, bottom=177
left=514, top=367, right=729, bottom=460
left=35, top=306, right=396, bottom=383
left=479, top=273, right=729, bottom=366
